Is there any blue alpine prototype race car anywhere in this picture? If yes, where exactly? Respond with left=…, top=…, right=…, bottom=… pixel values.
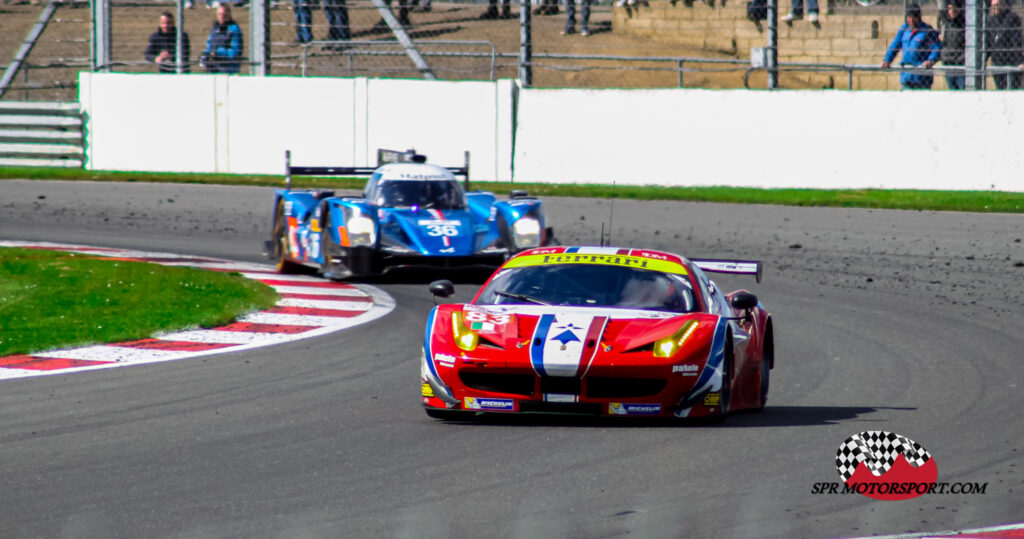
left=266, top=149, right=555, bottom=279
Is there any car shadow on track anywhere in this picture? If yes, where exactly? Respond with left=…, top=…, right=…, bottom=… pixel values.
left=426, top=405, right=913, bottom=429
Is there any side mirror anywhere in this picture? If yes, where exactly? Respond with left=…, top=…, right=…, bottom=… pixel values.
left=730, top=291, right=758, bottom=311
left=429, top=280, right=455, bottom=298
left=509, top=190, right=529, bottom=199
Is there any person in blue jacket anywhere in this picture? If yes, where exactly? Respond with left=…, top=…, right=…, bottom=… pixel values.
left=881, top=3, right=941, bottom=90
left=201, top=4, right=243, bottom=74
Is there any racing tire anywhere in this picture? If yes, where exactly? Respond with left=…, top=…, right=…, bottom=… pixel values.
left=425, top=408, right=476, bottom=421
left=273, top=200, right=304, bottom=274
left=319, top=210, right=346, bottom=278
left=712, top=333, right=734, bottom=423
left=756, top=324, right=774, bottom=411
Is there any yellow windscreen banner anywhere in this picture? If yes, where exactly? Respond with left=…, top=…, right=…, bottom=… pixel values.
left=504, top=253, right=688, bottom=275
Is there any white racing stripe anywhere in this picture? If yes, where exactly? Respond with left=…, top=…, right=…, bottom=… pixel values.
left=246, top=273, right=345, bottom=283
left=270, top=285, right=368, bottom=296
left=276, top=298, right=373, bottom=311
left=33, top=346, right=190, bottom=363
left=156, top=329, right=299, bottom=345
left=239, top=312, right=375, bottom=327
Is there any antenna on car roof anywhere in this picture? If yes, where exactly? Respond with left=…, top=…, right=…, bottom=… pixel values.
left=607, top=181, right=615, bottom=246
left=284, top=150, right=292, bottom=189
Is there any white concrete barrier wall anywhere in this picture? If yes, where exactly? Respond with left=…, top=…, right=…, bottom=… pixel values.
left=79, top=72, right=1023, bottom=191
left=512, top=88, right=1024, bottom=192
left=78, top=73, right=514, bottom=180
left=80, top=72, right=219, bottom=173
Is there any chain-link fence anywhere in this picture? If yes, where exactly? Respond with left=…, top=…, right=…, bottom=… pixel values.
left=2, top=0, right=1024, bottom=100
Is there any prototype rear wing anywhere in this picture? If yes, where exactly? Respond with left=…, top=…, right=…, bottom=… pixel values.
left=284, top=149, right=471, bottom=190
left=691, top=259, right=763, bottom=284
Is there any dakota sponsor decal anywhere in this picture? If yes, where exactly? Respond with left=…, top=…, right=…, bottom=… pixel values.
left=609, top=403, right=661, bottom=416
left=810, top=431, right=988, bottom=500
left=421, top=382, right=434, bottom=397
left=464, top=397, right=515, bottom=411
left=434, top=353, right=457, bottom=367
left=672, top=363, right=700, bottom=376
left=703, top=392, right=720, bottom=406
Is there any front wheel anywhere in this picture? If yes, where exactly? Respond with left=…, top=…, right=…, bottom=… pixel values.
left=712, top=334, right=734, bottom=423
left=273, top=201, right=304, bottom=274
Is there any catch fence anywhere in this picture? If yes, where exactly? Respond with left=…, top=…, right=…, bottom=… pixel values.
left=2, top=0, right=1023, bottom=100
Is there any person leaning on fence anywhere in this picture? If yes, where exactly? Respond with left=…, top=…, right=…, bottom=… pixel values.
left=881, top=3, right=941, bottom=90
left=145, top=12, right=191, bottom=73
left=291, top=0, right=314, bottom=44
left=201, top=4, right=243, bottom=73
left=293, top=0, right=351, bottom=44
left=986, top=0, right=1024, bottom=89
left=562, top=0, right=592, bottom=35
left=940, top=0, right=966, bottom=90
left=781, top=0, right=818, bottom=24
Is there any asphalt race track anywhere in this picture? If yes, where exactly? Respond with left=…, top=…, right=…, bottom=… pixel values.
left=1, top=180, right=1022, bottom=538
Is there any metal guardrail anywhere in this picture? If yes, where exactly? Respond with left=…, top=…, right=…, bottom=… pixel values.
left=299, top=40, right=498, bottom=80
left=743, top=63, right=1024, bottom=89
left=297, top=43, right=751, bottom=87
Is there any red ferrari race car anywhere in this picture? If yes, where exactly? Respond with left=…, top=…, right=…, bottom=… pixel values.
left=421, top=246, right=774, bottom=421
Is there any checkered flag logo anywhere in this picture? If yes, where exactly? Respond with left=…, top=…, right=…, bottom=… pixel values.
left=835, top=431, right=932, bottom=482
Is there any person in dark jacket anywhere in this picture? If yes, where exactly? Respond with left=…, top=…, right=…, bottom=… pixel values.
left=202, top=4, right=243, bottom=74
left=144, top=12, right=191, bottom=74
left=986, top=0, right=1023, bottom=89
left=940, top=0, right=966, bottom=89
left=882, top=3, right=941, bottom=89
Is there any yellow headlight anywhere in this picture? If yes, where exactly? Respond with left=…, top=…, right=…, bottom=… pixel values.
left=653, top=320, right=699, bottom=358
left=451, top=311, right=479, bottom=351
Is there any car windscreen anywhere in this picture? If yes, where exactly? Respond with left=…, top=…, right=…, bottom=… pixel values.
left=475, top=263, right=697, bottom=313
left=375, top=180, right=465, bottom=210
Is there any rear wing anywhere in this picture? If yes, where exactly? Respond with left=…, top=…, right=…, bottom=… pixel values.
left=691, top=259, right=763, bottom=284
left=284, top=149, right=471, bottom=190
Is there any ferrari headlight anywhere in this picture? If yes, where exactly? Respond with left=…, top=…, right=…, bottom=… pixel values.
left=512, top=216, right=541, bottom=249
left=653, top=320, right=699, bottom=358
left=451, top=311, right=479, bottom=351
left=347, top=212, right=376, bottom=247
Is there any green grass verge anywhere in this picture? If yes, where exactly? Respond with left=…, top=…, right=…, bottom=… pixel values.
left=0, top=247, right=279, bottom=357
left=2, top=167, right=1023, bottom=213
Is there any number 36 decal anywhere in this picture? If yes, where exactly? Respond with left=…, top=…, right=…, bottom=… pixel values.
left=426, top=224, right=459, bottom=237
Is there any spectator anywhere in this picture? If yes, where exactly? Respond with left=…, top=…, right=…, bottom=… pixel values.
left=781, top=0, right=818, bottom=23
left=201, top=4, right=243, bottom=73
left=292, top=0, right=314, bottom=43
left=562, top=0, right=592, bottom=35
left=534, top=0, right=559, bottom=15
left=480, top=0, right=513, bottom=19
left=145, top=12, right=190, bottom=73
left=881, top=3, right=941, bottom=90
left=941, top=0, right=966, bottom=90
left=987, top=0, right=1023, bottom=89
left=324, top=0, right=351, bottom=42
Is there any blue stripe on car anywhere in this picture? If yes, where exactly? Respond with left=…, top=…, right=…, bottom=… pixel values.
left=422, top=307, right=440, bottom=379
left=689, top=316, right=728, bottom=396
left=530, top=313, right=556, bottom=377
